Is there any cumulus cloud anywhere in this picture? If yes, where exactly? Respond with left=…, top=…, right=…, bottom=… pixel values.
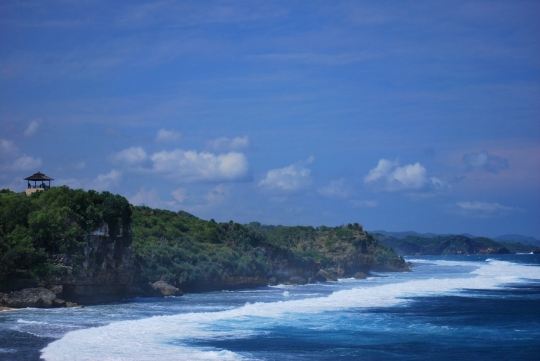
left=0, top=139, right=42, bottom=171
left=0, top=139, right=17, bottom=154
left=151, top=149, right=250, bottom=182
left=203, top=184, right=230, bottom=205
left=259, top=157, right=314, bottom=192
left=455, top=201, right=524, bottom=218
left=24, top=119, right=42, bottom=137
left=110, top=147, right=148, bottom=166
left=208, top=136, right=250, bottom=151
left=172, top=188, right=188, bottom=202
left=110, top=145, right=250, bottom=183
left=462, top=150, right=508, bottom=173
left=364, top=158, right=449, bottom=193
left=318, top=178, right=350, bottom=198
left=89, top=169, right=122, bottom=191
left=10, top=155, right=43, bottom=171
left=156, top=129, right=183, bottom=142
left=130, top=188, right=178, bottom=209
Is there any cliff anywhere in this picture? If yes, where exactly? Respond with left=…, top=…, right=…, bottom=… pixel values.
left=0, top=187, right=408, bottom=308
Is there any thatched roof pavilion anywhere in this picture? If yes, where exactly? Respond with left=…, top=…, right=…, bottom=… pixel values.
left=24, top=171, right=54, bottom=190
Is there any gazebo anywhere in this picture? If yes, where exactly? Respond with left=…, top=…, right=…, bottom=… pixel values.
left=24, top=171, right=54, bottom=195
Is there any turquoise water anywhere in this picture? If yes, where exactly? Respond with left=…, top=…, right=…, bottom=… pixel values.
left=1, top=254, right=539, bottom=360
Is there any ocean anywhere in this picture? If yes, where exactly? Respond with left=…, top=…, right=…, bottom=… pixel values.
left=1, top=254, right=539, bottom=360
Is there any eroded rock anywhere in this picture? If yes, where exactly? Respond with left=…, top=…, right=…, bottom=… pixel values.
left=315, top=269, right=338, bottom=282
left=152, top=281, right=183, bottom=296
left=353, top=272, right=368, bottom=279
left=0, top=288, right=56, bottom=308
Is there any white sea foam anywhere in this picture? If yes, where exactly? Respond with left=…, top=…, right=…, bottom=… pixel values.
left=41, top=259, right=540, bottom=361
left=17, top=319, right=48, bottom=324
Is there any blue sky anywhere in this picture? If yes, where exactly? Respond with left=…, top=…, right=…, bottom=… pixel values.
left=1, top=1, right=539, bottom=238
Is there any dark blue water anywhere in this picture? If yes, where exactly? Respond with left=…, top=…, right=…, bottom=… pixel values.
left=1, top=254, right=539, bottom=360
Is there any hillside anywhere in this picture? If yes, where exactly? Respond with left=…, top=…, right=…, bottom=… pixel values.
left=0, top=187, right=407, bottom=306
left=494, top=234, right=540, bottom=247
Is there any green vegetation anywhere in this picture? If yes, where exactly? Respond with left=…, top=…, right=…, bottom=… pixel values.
left=372, top=233, right=530, bottom=256
left=1, top=186, right=406, bottom=294
left=0, top=187, right=131, bottom=291
left=132, top=207, right=269, bottom=290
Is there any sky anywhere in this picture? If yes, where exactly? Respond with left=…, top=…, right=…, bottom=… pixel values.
left=1, top=0, right=539, bottom=238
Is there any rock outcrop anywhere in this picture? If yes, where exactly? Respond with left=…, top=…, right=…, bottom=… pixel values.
left=0, top=288, right=56, bottom=308
left=43, top=223, right=135, bottom=305
left=315, top=269, right=338, bottom=282
left=151, top=281, right=183, bottom=296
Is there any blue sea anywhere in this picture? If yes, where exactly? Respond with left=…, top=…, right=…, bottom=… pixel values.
left=1, top=255, right=539, bottom=360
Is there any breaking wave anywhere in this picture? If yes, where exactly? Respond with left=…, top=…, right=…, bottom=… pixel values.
left=41, top=259, right=540, bottom=361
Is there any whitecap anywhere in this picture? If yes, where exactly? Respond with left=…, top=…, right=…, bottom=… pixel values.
left=41, top=259, right=540, bottom=361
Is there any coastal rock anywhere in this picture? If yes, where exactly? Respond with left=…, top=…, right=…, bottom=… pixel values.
left=0, top=288, right=56, bottom=308
left=66, top=301, right=83, bottom=308
left=315, top=269, right=338, bottom=282
left=53, top=298, right=66, bottom=307
left=152, top=281, right=183, bottom=296
left=353, top=272, right=368, bottom=279
left=48, top=285, right=63, bottom=297
left=267, top=277, right=278, bottom=286
left=289, top=276, right=307, bottom=285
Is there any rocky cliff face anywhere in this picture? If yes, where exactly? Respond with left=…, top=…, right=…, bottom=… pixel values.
left=2, top=223, right=409, bottom=308
left=44, top=224, right=135, bottom=305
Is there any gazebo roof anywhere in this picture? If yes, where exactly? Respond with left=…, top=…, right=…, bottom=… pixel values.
left=24, top=171, right=54, bottom=181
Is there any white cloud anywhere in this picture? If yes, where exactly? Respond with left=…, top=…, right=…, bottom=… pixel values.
left=75, top=161, right=86, bottom=170
left=203, top=184, right=230, bottom=205
left=364, top=159, right=398, bottom=183
left=172, top=187, right=188, bottom=202
left=259, top=158, right=314, bottom=192
left=10, top=155, right=42, bottom=171
left=208, top=136, right=250, bottom=151
left=318, top=178, right=349, bottom=198
left=462, top=150, right=509, bottom=173
left=0, top=138, right=42, bottom=172
left=364, top=158, right=449, bottom=193
left=0, top=139, right=17, bottom=154
left=156, top=129, right=183, bottom=142
left=24, top=119, right=42, bottom=137
left=110, top=147, right=148, bottom=166
left=56, top=178, right=84, bottom=189
left=89, top=169, right=122, bottom=191
left=130, top=188, right=177, bottom=209
left=455, top=201, right=524, bottom=218
left=151, top=149, right=250, bottom=182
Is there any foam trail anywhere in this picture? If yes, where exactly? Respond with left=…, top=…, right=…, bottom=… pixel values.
left=41, top=260, right=540, bottom=361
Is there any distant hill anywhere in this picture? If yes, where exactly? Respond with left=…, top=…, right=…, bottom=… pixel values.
left=371, top=233, right=539, bottom=256
left=494, top=234, right=540, bottom=247
left=371, top=230, right=475, bottom=239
